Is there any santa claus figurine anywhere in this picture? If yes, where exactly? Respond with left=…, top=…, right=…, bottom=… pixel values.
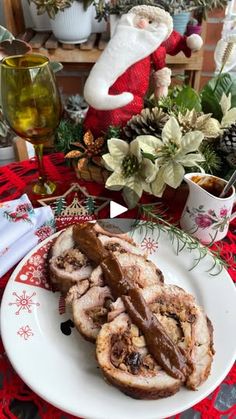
left=84, top=5, right=203, bottom=136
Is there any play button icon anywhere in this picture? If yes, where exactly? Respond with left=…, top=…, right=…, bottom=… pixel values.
left=110, top=201, right=128, bottom=218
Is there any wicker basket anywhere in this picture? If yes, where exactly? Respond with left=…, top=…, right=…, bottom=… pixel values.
left=74, top=162, right=109, bottom=184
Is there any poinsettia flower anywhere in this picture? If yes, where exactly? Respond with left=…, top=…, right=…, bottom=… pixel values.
left=177, top=109, right=221, bottom=139
left=102, top=138, right=156, bottom=208
left=220, top=93, right=236, bottom=128
left=137, top=117, right=204, bottom=197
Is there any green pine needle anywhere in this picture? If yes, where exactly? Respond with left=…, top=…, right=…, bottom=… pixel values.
left=106, top=125, right=122, bottom=139
left=132, top=204, right=228, bottom=275
left=55, top=119, right=83, bottom=154
left=200, top=142, right=222, bottom=174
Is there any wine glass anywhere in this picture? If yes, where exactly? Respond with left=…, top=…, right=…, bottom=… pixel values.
left=0, top=53, right=61, bottom=195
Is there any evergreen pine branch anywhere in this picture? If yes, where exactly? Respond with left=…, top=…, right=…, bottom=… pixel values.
left=199, top=142, right=222, bottom=174
left=55, top=119, right=84, bottom=154
left=132, top=204, right=228, bottom=275
left=106, top=125, right=122, bottom=140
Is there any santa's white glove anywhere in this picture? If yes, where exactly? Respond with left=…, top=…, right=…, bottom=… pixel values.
left=153, top=67, right=172, bottom=99
left=186, top=34, right=203, bottom=52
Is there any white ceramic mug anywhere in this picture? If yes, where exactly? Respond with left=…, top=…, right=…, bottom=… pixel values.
left=180, top=173, right=236, bottom=244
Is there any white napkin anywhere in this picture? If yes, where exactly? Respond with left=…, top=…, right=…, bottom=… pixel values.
left=0, top=196, right=55, bottom=277
left=0, top=194, right=37, bottom=252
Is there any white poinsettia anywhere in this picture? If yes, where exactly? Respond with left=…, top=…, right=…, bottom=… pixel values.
left=102, top=138, right=157, bottom=208
left=137, top=117, right=205, bottom=197
left=220, top=93, right=236, bottom=128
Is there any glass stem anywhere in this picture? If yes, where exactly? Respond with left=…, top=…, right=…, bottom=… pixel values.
left=34, top=144, right=47, bottom=185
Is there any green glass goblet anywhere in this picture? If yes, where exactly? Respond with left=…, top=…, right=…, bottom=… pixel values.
left=1, top=53, right=61, bottom=195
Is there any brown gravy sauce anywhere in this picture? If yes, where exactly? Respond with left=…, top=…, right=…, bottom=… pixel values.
left=73, top=224, right=189, bottom=381
left=191, top=175, right=232, bottom=198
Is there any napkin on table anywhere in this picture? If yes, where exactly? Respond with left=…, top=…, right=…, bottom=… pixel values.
left=0, top=194, right=36, bottom=253
left=0, top=194, right=55, bottom=277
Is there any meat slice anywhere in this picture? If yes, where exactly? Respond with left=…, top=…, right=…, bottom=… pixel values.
left=141, top=285, right=214, bottom=389
left=99, top=234, right=145, bottom=256
left=49, top=227, right=93, bottom=294
left=142, top=284, right=214, bottom=390
left=89, top=253, right=164, bottom=288
left=113, top=253, right=164, bottom=288
left=69, top=254, right=164, bottom=342
left=186, top=313, right=214, bottom=390
left=49, top=226, right=74, bottom=258
left=94, top=222, right=135, bottom=244
left=48, top=224, right=148, bottom=294
left=96, top=285, right=214, bottom=397
left=96, top=313, right=181, bottom=399
left=71, top=286, right=113, bottom=342
left=66, top=280, right=90, bottom=304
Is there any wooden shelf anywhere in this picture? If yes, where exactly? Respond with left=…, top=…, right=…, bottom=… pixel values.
left=17, top=29, right=203, bottom=90
left=17, top=30, right=106, bottom=63
left=3, top=0, right=205, bottom=90
left=17, top=29, right=203, bottom=68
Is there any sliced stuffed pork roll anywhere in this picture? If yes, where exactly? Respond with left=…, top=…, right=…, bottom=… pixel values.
left=96, top=313, right=181, bottom=399
left=98, top=234, right=145, bottom=256
left=49, top=226, right=93, bottom=294
left=49, top=223, right=149, bottom=294
left=68, top=253, right=164, bottom=341
left=96, top=284, right=214, bottom=398
left=70, top=286, right=112, bottom=342
left=142, top=285, right=214, bottom=390
left=88, top=252, right=164, bottom=288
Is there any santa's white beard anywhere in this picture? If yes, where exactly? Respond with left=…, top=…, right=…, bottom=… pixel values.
left=84, top=14, right=169, bottom=110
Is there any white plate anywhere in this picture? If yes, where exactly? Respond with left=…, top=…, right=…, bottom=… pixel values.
left=1, top=219, right=236, bottom=419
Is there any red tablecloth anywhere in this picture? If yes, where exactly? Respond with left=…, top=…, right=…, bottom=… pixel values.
left=0, top=153, right=235, bottom=419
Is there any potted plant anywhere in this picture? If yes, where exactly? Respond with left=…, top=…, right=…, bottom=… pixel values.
left=95, top=0, right=161, bottom=36
left=192, top=0, right=228, bottom=22
left=187, top=0, right=227, bottom=34
left=166, top=0, right=196, bottom=35
left=28, top=0, right=94, bottom=43
left=186, top=17, right=202, bottom=36
left=64, top=94, right=89, bottom=122
left=27, top=0, right=51, bottom=31
left=92, top=0, right=108, bottom=33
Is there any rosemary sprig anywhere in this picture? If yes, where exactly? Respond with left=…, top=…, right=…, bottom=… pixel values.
left=132, top=204, right=228, bottom=275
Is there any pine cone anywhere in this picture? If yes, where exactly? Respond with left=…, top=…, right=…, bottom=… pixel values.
left=124, top=107, right=169, bottom=139
left=219, top=124, right=236, bottom=154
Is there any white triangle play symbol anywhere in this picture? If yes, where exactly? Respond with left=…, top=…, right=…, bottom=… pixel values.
left=110, top=201, right=127, bottom=218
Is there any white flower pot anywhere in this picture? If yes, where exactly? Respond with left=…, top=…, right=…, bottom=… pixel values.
left=50, top=3, right=93, bottom=44
left=0, top=145, right=15, bottom=167
left=91, top=4, right=107, bottom=33
left=29, top=3, right=51, bottom=32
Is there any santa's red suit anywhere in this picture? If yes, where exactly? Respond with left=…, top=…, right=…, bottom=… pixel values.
left=83, top=6, right=202, bottom=136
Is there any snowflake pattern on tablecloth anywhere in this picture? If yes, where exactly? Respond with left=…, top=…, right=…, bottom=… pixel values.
left=9, top=290, right=40, bottom=315
left=17, top=325, right=34, bottom=340
left=141, top=237, right=158, bottom=254
left=15, top=241, right=53, bottom=290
